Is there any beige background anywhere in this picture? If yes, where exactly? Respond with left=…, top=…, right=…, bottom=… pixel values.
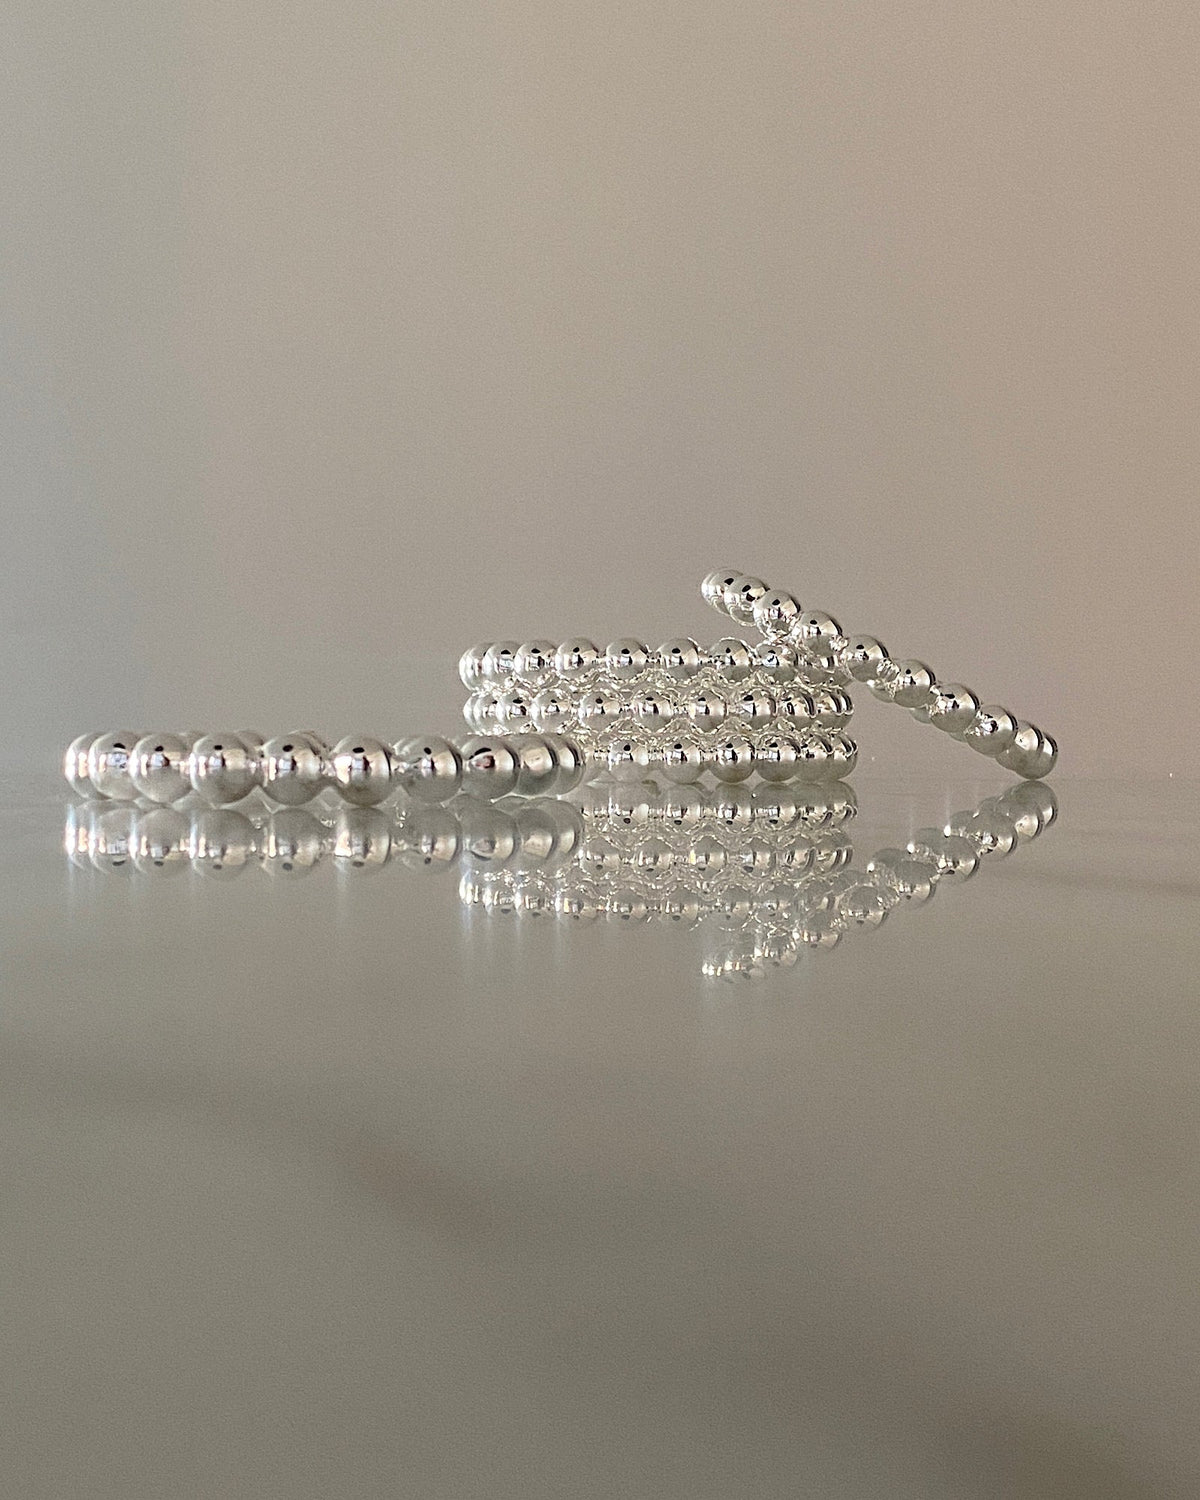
left=3, top=2, right=1197, bottom=772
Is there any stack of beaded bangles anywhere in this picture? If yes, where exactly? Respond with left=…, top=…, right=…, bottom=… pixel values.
left=459, top=566, right=1056, bottom=783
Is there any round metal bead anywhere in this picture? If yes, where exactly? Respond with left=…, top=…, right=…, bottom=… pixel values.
left=776, top=689, right=815, bottom=725
left=926, top=683, right=981, bottom=737
left=513, top=639, right=557, bottom=683
left=606, top=738, right=653, bottom=783
left=841, top=635, right=889, bottom=682
left=996, top=725, right=1058, bottom=780
left=514, top=735, right=560, bottom=796
left=64, top=732, right=99, bottom=797
left=660, top=738, right=708, bottom=785
left=722, top=576, right=768, bottom=626
left=891, top=660, right=937, bottom=710
left=495, top=690, right=534, bottom=729
left=684, top=692, right=727, bottom=731
left=459, top=735, right=520, bottom=800
left=328, top=736, right=393, bottom=806
left=188, top=733, right=260, bottom=807
left=752, top=641, right=798, bottom=683
left=530, top=688, right=572, bottom=734
left=130, top=733, right=193, bottom=805
left=751, top=589, right=801, bottom=638
left=701, top=570, right=742, bottom=613
left=554, top=637, right=601, bottom=680
left=392, top=735, right=462, bottom=803
left=577, top=690, right=623, bottom=730
left=655, top=638, right=703, bottom=679
left=708, top=638, right=753, bottom=681
left=795, top=734, right=831, bottom=781
left=260, top=808, right=326, bottom=876
left=828, top=733, right=858, bottom=780
left=631, top=690, right=675, bottom=728
left=260, top=733, right=327, bottom=805
left=730, top=689, right=775, bottom=728
left=87, top=732, right=139, bottom=800
left=550, top=736, right=586, bottom=793
left=962, top=706, right=1019, bottom=758
left=755, top=734, right=799, bottom=784
left=792, top=610, right=843, bottom=649
left=481, top=641, right=520, bottom=682
left=605, top=638, right=649, bottom=681
left=711, top=735, right=756, bottom=784
left=459, top=643, right=490, bottom=690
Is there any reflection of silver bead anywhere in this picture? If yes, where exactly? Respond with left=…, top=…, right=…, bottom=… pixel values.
left=261, top=733, right=327, bottom=805
left=333, top=807, right=392, bottom=871
left=260, top=808, right=326, bottom=876
left=394, top=807, right=461, bottom=870
left=89, top=805, right=138, bottom=874
left=392, top=735, right=462, bottom=803
left=189, top=733, right=260, bottom=807
left=131, top=734, right=193, bottom=805
left=459, top=735, right=519, bottom=800
left=458, top=803, right=518, bottom=866
left=189, top=809, right=256, bottom=876
left=962, top=706, right=1018, bottom=757
left=64, top=732, right=99, bottom=797
left=329, top=736, right=393, bottom=806
left=131, top=808, right=191, bottom=875
left=87, top=732, right=139, bottom=800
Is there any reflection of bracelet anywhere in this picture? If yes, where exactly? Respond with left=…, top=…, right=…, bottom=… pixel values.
left=66, top=779, right=1057, bottom=981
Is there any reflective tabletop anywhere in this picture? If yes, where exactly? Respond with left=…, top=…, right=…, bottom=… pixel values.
left=3, top=774, right=1198, bottom=1499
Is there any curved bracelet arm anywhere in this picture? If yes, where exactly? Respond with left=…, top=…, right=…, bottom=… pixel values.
left=701, top=570, right=1057, bottom=779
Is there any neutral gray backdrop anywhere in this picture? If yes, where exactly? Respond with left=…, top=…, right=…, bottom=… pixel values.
left=3, top=2, right=1197, bottom=772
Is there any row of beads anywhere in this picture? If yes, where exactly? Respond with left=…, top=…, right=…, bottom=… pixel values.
left=63, top=730, right=586, bottom=808
left=584, top=730, right=857, bottom=784
left=580, top=779, right=856, bottom=832
left=463, top=680, right=853, bottom=738
left=66, top=796, right=584, bottom=879
left=461, top=637, right=849, bottom=690
left=703, top=568, right=1058, bottom=779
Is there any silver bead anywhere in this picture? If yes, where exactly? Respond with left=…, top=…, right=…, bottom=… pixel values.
left=708, top=637, right=753, bottom=681
left=577, top=690, right=623, bottom=730
left=467, top=691, right=501, bottom=729
left=87, top=731, right=139, bottom=800
left=776, top=689, right=815, bottom=724
left=631, top=690, right=675, bottom=728
left=129, top=733, right=192, bottom=805
left=549, top=736, right=586, bottom=793
left=792, top=610, right=843, bottom=649
left=513, top=639, right=557, bottom=683
left=722, top=575, right=768, bottom=625
left=684, top=691, right=727, bottom=731
left=752, top=641, right=798, bottom=682
left=64, top=732, right=99, bottom=797
left=530, top=687, right=572, bottom=734
left=554, top=637, right=600, bottom=680
left=794, top=734, right=831, bottom=781
left=751, top=589, right=801, bottom=638
left=329, top=736, right=393, bottom=805
left=606, top=738, right=652, bottom=783
left=828, top=733, right=858, bottom=780
left=701, top=569, right=742, bottom=613
left=841, top=635, right=889, bottom=682
left=926, top=683, right=981, bottom=737
left=333, top=807, right=393, bottom=871
left=261, top=733, right=327, bottom=805
left=495, top=690, right=533, bottom=729
left=392, top=735, right=462, bottom=803
left=660, top=737, right=708, bottom=785
left=605, top=638, right=649, bottom=681
left=962, top=706, right=1019, bottom=757
left=458, top=642, right=490, bottom=690
left=730, top=689, right=775, bottom=728
left=481, top=641, right=520, bottom=681
left=188, top=733, right=260, bottom=807
left=514, top=735, right=560, bottom=796
left=459, top=735, right=520, bottom=800
left=711, top=735, right=756, bottom=784
left=755, top=734, right=799, bottom=784
left=260, top=808, right=326, bottom=876
left=655, top=637, right=703, bottom=679
left=131, top=808, right=191, bottom=876
left=188, top=809, right=256, bottom=876
left=996, top=724, right=1057, bottom=780
left=891, top=660, right=937, bottom=710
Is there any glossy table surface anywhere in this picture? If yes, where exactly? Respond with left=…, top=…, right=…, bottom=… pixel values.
left=3, top=772, right=1198, bottom=1499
